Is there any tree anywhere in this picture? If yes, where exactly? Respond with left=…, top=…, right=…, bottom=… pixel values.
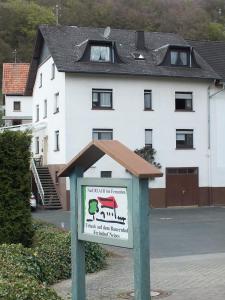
left=88, top=199, right=99, bottom=220
left=0, top=130, right=33, bottom=246
left=0, top=0, right=55, bottom=89
left=208, top=22, right=225, bottom=40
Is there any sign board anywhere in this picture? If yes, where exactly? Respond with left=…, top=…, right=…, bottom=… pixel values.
left=78, top=178, right=133, bottom=248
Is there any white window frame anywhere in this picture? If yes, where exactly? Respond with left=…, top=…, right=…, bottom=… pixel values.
left=54, top=93, right=59, bottom=113
left=175, top=92, right=193, bottom=111
left=90, top=45, right=111, bottom=62
left=176, top=129, right=194, bottom=149
left=35, top=136, right=39, bottom=154
left=36, top=105, right=39, bottom=122
left=92, top=89, right=113, bottom=109
left=144, top=90, right=152, bottom=110
left=43, top=99, right=47, bottom=118
left=101, top=171, right=112, bottom=178
left=145, top=129, right=152, bottom=148
left=54, top=130, right=60, bottom=151
left=39, top=73, right=42, bottom=88
left=51, top=63, right=55, bottom=80
left=13, top=101, right=21, bottom=111
left=92, top=129, right=113, bottom=140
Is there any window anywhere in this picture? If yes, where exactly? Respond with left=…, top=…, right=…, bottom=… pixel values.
left=35, top=137, right=39, bottom=154
left=92, top=129, right=113, bottom=140
left=171, top=50, right=188, bottom=66
left=175, top=92, right=193, bottom=111
left=176, top=130, right=193, bottom=149
left=101, top=171, right=112, bottom=178
left=39, top=73, right=42, bottom=88
left=144, top=90, right=152, bottom=110
left=36, top=105, right=39, bottom=122
left=92, top=89, right=112, bottom=109
left=51, top=63, right=55, bottom=79
left=43, top=99, right=47, bottom=118
left=167, top=168, right=198, bottom=175
left=54, top=130, right=60, bottom=151
left=12, top=119, right=22, bottom=126
left=54, top=93, right=59, bottom=113
left=145, top=129, right=152, bottom=148
left=13, top=101, right=21, bottom=111
left=90, top=46, right=111, bottom=62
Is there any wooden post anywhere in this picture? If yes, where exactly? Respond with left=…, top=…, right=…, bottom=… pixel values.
left=132, top=176, right=150, bottom=300
left=70, top=168, right=85, bottom=300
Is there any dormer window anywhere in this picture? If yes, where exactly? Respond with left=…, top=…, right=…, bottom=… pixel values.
left=157, top=45, right=199, bottom=68
left=90, top=45, right=111, bottom=62
left=171, top=50, right=188, bottom=66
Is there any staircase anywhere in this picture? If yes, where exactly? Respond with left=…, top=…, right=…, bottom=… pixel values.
left=31, top=158, right=62, bottom=209
left=36, top=166, right=62, bottom=209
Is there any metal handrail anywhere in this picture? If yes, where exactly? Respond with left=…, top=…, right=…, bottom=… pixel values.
left=31, top=158, right=45, bottom=205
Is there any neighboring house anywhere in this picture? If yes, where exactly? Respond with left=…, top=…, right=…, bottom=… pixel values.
left=188, top=40, right=225, bottom=206
left=2, top=63, right=32, bottom=126
left=26, top=25, right=225, bottom=210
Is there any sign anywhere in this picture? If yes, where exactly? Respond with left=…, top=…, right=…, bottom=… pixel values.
left=83, top=186, right=128, bottom=240
left=78, top=178, right=133, bottom=248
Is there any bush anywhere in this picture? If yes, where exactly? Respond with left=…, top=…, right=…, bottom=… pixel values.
left=0, top=244, right=62, bottom=300
left=33, top=221, right=107, bottom=284
left=33, top=226, right=71, bottom=284
left=0, top=278, right=62, bottom=300
left=0, top=244, right=40, bottom=282
left=0, top=131, right=33, bottom=247
left=85, top=242, right=107, bottom=273
left=134, top=146, right=161, bottom=169
left=0, top=221, right=107, bottom=299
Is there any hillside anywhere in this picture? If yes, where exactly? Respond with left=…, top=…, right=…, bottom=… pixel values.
left=0, top=0, right=225, bottom=88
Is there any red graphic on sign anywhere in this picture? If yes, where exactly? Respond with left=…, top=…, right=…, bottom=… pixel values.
left=97, top=196, right=118, bottom=209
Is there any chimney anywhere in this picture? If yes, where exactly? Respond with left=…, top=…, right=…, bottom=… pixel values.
left=136, top=31, right=145, bottom=50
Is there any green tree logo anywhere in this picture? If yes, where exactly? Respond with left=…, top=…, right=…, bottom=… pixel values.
left=88, top=199, right=99, bottom=220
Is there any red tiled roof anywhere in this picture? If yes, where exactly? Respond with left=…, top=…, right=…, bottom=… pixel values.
left=2, top=63, right=30, bottom=95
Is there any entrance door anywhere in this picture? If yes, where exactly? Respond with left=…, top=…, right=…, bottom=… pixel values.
left=43, top=136, right=48, bottom=166
left=166, top=168, right=199, bottom=207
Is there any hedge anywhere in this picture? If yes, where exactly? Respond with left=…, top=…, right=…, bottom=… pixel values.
left=33, top=221, right=107, bottom=284
left=0, top=131, right=33, bottom=247
left=0, top=221, right=107, bottom=299
left=0, top=244, right=61, bottom=300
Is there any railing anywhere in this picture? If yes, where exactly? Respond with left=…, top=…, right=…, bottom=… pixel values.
left=0, top=123, right=32, bottom=133
left=31, top=158, right=45, bottom=205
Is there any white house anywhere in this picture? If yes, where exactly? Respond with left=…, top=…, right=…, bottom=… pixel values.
left=2, top=63, right=32, bottom=127
left=189, top=40, right=225, bottom=206
left=26, top=25, right=225, bottom=210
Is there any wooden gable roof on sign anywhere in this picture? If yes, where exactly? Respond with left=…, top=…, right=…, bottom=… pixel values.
left=59, top=140, right=162, bottom=178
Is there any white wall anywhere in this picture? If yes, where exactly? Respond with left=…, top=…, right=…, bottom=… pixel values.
left=4, top=95, right=32, bottom=118
left=65, top=74, right=211, bottom=188
left=32, top=57, right=66, bottom=164
left=210, top=87, right=225, bottom=187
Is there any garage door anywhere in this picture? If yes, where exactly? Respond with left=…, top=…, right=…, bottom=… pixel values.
left=166, top=168, right=199, bottom=207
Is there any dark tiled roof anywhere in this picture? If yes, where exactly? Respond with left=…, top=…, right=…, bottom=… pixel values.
left=26, top=25, right=220, bottom=95
left=188, top=40, right=225, bottom=81
left=2, top=63, right=30, bottom=95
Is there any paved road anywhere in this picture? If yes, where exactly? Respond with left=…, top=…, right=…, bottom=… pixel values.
left=34, top=207, right=225, bottom=299
left=33, top=207, right=225, bottom=258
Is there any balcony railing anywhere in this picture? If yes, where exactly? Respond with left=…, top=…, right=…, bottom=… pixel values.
left=31, top=158, right=45, bottom=205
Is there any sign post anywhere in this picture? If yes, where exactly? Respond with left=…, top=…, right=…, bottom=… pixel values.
left=59, top=140, right=162, bottom=300
left=132, top=176, right=150, bottom=299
